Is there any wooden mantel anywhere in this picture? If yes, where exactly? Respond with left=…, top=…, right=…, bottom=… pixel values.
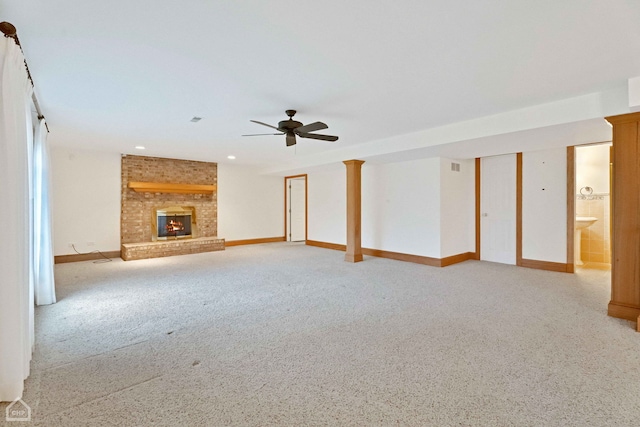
left=128, top=182, right=216, bottom=194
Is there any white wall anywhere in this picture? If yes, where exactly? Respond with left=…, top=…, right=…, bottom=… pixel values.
left=306, top=152, right=567, bottom=263
left=522, top=148, right=567, bottom=263
left=307, top=158, right=453, bottom=258
left=576, top=143, right=611, bottom=194
left=51, top=154, right=284, bottom=254
left=440, top=158, right=476, bottom=257
left=51, top=146, right=121, bottom=255
left=362, top=158, right=441, bottom=257
left=307, top=167, right=346, bottom=245
left=217, top=164, right=283, bottom=241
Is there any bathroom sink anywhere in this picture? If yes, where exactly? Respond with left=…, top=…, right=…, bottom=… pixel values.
left=575, top=217, right=598, bottom=266
left=576, top=216, right=598, bottom=230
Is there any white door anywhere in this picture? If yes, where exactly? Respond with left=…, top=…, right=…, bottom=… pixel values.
left=481, top=154, right=516, bottom=264
left=287, top=178, right=306, bottom=241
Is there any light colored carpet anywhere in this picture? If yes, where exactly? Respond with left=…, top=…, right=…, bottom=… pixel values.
left=2, top=242, right=640, bottom=426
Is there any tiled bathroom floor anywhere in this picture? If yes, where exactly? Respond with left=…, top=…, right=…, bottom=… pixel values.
left=579, top=262, right=611, bottom=271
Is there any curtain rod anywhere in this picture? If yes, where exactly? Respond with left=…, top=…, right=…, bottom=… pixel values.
left=0, top=21, right=49, bottom=132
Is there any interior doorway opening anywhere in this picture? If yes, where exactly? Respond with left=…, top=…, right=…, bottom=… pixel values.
left=574, top=142, right=612, bottom=270
left=285, top=175, right=307, bottom=242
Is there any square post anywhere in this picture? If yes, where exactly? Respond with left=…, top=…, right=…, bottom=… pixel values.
left=343, top=160, right=365, bottom=262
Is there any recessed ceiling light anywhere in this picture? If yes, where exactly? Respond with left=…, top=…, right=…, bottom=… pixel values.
left=227, top=155, right=236, bottom=160
left=190, top=117, right=202, bottom=123
left=135, top=146, right=145, bottom=150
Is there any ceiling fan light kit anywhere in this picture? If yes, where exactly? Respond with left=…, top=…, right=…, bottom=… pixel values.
left=244, top=110, right=339, bottom=147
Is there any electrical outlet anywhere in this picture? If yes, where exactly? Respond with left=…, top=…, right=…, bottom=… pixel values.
left=87, top=241, right=95, bottom=247
left=67, top=242, right=75, bottom=248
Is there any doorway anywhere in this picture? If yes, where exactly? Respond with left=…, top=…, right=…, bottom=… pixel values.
left=285, top=175, right=307, bottom=242
left=480, top=154, right=517, bottom=264
left=574, top=143, right=612, bottom=269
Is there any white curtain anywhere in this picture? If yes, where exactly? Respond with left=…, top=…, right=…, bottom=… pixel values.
left=26, top=87, right=35, bottom=354
left=0, top=36, right=34, bottom=401
left=34, top=117, right=56, bottom=305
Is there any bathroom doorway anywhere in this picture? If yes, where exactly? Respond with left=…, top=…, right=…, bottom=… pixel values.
left=574, top=142, right=612, bottom=269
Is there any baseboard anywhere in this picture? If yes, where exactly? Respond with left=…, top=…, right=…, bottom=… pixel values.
left=608, top=301, right=640, bottom=321
left=56, top=237, right=286, bottom=262
left=520, top=258, right=572, bottom=273
left=305, top=240, right=346, bottom=251
left=55, top=250, right=121, bottom=264
left=306, top=240, right=473, bottom=268
left=441, top=252, right=476, bottom=267
left=225, top=236, right=286, bottom=247
left=361, top=247, right=441, bottom=267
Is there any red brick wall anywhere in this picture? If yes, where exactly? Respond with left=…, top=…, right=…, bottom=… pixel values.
left=121, top=155, right=217, bottom=244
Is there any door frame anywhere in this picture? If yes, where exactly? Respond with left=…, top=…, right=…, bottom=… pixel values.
left=567, top=146, right=575, bottom=273
left=284, top=174, right=308, bottom=242
left=568, top=141, right=615, bottom=271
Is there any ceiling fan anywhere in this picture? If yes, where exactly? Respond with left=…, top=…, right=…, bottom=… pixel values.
left=243, top=110, right=339, bottom=147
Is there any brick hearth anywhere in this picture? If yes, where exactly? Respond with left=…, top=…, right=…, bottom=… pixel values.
left=121, top=237, right=225, bottom=261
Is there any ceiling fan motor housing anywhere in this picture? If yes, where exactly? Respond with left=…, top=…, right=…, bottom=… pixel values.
left=278, top=119, right=303, bottom=131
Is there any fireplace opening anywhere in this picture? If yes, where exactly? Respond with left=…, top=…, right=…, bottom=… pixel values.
left=156, top=207, right=194, bottom=240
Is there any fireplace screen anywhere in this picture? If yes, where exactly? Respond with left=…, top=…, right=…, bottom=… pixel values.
left=156, top=208, right=193, bottom=239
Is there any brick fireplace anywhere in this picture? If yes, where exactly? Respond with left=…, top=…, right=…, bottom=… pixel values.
left=120, top=155, right=224, bottom=260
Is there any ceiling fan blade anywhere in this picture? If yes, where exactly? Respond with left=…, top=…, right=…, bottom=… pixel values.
left=296, top=132, right=339, bottom=142
left=250, top=120, right=281, bottom=131
left=242, top=133, right=283, bottom=136
left=286, top=133, right=296, bottom=147
left=295, top=121, right=328, bottom=133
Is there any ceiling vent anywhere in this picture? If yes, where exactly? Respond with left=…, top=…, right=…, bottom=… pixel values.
left=451, top=162, right=460, bottom=172
left=190, top=117, right=202, bottom=123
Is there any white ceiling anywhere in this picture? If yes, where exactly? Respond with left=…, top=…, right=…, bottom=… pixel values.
left=3, top=1, right=640, bottom=173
